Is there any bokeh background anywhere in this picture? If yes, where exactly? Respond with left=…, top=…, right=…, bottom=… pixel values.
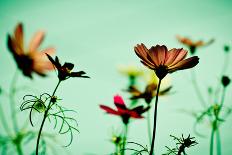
left=0, top=0, right=232, bottom=154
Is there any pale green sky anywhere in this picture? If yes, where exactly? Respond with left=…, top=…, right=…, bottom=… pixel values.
left=0, top=0, right=232, bottom=154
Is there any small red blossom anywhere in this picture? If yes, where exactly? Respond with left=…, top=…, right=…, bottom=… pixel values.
left=134, top=44, right=199, bottom=79
left=100, top=95, right=149, bottom=124
left=46, top=54, right=90, bottom=81
left=7, top=23, right=55, bottom=78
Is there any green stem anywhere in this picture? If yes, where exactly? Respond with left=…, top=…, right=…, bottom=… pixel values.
left=147, top=110, right=152, bottom=145
left=0, top=104, right=11, bottom=135
left=210, top=128, right=215, bottom=155
left=149, top=79, right=161, bottom=155
left=16, top=142, right=23, bottom=155
left=35, top=80, right=61, bottom=155
left=191, top=69, right=207, bottom=108
left=216, top=129, right=221, bottom=155
left=9, top=70, right=19, bottom=133
left=122, top=124, right=128, bottom=155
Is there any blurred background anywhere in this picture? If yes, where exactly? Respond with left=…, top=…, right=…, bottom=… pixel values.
left=0, top=0, right=232, bottom=154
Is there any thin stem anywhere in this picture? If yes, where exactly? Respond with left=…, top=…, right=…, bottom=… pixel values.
left=149, top=79, right=161, bottom=155
left=191, top=69, right=207, bottom=108
left=210, top=128, right=215, bottom=155
left=147, top=110, right=152, bottom=145
left=219, top=87, right=226, bottom=110
left=16, top=142, right=23, bottom=155
left=122, top=124, right=128, bottom=155
left=0, top=104, right=11, bottom=135
left=9, top=70, right=19, bottom=133
left=216, top=129, right=221, bottom=155
left=214, top=52, right=229, bottom=104
left=35, top=80, right=61, bottom=155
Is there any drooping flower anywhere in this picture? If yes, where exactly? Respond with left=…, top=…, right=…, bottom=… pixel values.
left=100, top=95, right=149, bottom=124
left=127, top=83, right=172, bottom=104
left=7, top=23, right=55, bottom=78
left=176, top=35, right=214, bottom=54
left=134, top=44, right=199, bottom=79
left=46, top=54, right=90, bottom=81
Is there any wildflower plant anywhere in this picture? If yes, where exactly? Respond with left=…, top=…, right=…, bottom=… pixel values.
left=163, top=134, right=198, bottom=155
left=100, top=95, right=149, bottom=155
left=0, top=23, right=58, bottom=155
left=134, top=44, right=199, bottom=155
left=20, top=54, right=89, bottom=155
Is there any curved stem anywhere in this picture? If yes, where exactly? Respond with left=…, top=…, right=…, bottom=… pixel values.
left=9, top=70, right=19, bottom=133
left=147, top=110, right=152, bottom=145
left=35, top=80, right=61, bottom=155
left=149, top=79, right=161, bottom=155
left=216, top=129, right=221, bottom=155
left=191, top=69, right=207, bottom=108
left=210, top=128, right=215, bottom=155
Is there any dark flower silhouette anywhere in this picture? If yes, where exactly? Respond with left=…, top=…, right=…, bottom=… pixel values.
left=134, top=44, right=199, bottom=79
left=7, top=23, right=55, bottom=78
left=127, top=83, right=172, bottom=104
left=100, top=95, right=149, bottom=124
left=46, top=54, right=90, bottom=81
left=163, top=134, right=198, bottom=155
left=221, top=76, right=230, bottom=87
left=176, top=35, right=214, bottom=54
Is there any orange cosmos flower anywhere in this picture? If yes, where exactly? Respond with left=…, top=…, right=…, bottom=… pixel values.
left=134, top=44, right=199, bottom=79
left=7, top=23, right=55, bottom=78
left=176, top=35, right=214, bottom=54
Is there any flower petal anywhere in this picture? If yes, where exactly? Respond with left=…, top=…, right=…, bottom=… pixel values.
left=149, top=45, right=168, bottom=65
left=168, top=49, right=188, bottom=67
left=114, top=95, right=127, bottom=110
left=134, top=44, right=156, bottom=67
left=100, top=105, right=120, bottom=115
left=29, top=31, right=45, bottom=52
left=14, top=23, right=24, bottom=52
left=168, top=56, right=199, bottom=72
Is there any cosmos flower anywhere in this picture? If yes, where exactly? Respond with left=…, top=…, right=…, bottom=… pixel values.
left=176, top=35, right=214, bottom=54
left=46, top=54, right=90, bottom=81
left=134, top=44, right=199, bottom=79
left=7, top=23, right=55, bottom=78
left=127, top=83, right=172, bottom=104
left=117, top=64, right=144, bottom=78
left=100, top=95, right=149, bottom=124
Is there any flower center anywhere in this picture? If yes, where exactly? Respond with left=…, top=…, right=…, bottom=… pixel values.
left=155, top=65, right=168, bottom=80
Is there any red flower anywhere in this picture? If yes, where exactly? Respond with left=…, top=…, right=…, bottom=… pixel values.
left=46, top=54, right=90, bottom=81
left=7, top=23, right=55, bottom=78
left=134, top=44, right=199, bottom=79
left=100, top=95, right=149, bottom=124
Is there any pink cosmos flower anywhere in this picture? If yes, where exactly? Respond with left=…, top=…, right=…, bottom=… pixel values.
left=134, top=44, right=199, bottom=79
left=7, top=23, right=55, bottom=78
left=100, top=95, right=149, bottom=124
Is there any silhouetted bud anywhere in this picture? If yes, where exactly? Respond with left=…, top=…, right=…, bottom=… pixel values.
left=221, top=76, right=230, bottom=87
left=224, top=45, right=230, bottom=53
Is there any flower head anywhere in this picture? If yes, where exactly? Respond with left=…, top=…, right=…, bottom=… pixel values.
left=46, top=54, right=90, bottom=81
left=127, top=83, right=172, bottom=104
left=176, top=35, right=214, bottom=54
left=100, top=95, right=149, bottom=124
left=221, top=76, right=230, bottom=87
left=118, top=64, right=144, bottom=78
left=7, top=23, right=55, bottom=78
left=134, top=44, right=199, bottom=79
